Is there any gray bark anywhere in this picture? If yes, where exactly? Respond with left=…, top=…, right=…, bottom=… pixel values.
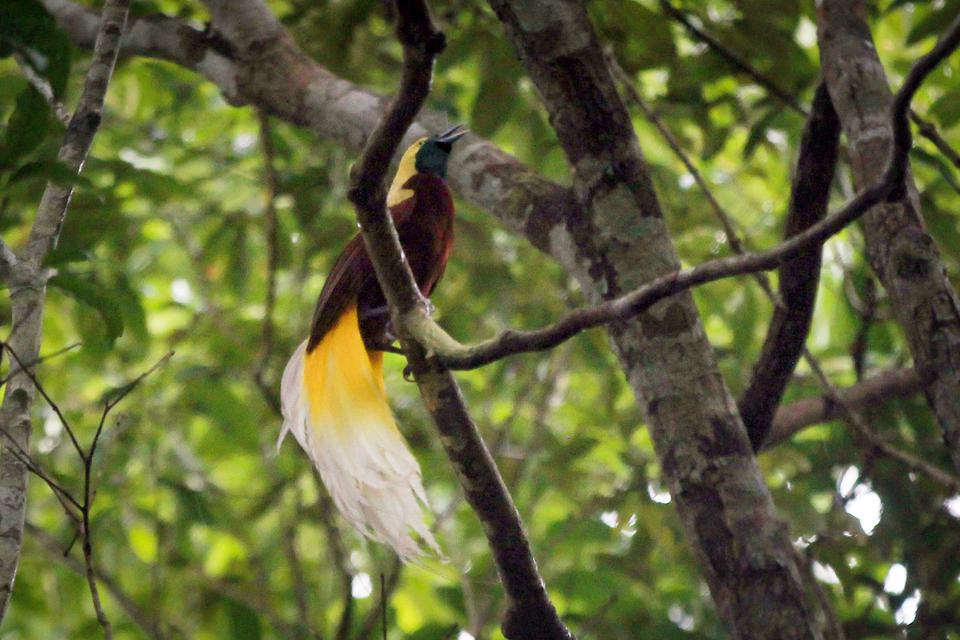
left=818, top=0, right=960, bottom=473
left=483, top=2, right=834, bottom=638
left=0, top=0, right=130, bottom=620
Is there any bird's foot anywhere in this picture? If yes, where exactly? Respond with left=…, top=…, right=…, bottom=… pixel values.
left=370, top=342, right=404, bottom=355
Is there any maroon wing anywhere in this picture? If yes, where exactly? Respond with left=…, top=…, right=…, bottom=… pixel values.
left=306, top=175, right=454, bottom=352
left=306, top=199, right=416, bottom=351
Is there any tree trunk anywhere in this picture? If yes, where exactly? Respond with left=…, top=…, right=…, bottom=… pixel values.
left=485, top=1, right=837, bottom=638
left=818, top=0, right=960, bottom=473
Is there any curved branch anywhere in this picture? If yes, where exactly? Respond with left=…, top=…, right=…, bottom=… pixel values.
left=662, top=0, right=960, bottom=188
left=344, top=2, right=571, bottom=638
left=738, top=83, right=841, bottom=450
left=39, top=0, right=580, bottom=258
left=819, top=1, right=960, bottom=474
left=400, top=20, right=959, bottom=371
left=766, top=368, right=923, bottom=449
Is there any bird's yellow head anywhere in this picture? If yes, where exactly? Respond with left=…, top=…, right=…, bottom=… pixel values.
left=387, top=124, right=468, bottom=206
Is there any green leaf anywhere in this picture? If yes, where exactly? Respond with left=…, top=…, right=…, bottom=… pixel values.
left=907, top=0, right=960, bottom=44
left=222, top=597, right=262, bottom=640
left=930, top=89, right=960, bottom=129
left=50, top=272, right=124, bottom=345
left=0, top=87, right=50, bottom=170
left=469, top=37, right=520, bottom=137
left=7, top=160, right=92, bottom=188
left=0, top=0, right=72, bottom=96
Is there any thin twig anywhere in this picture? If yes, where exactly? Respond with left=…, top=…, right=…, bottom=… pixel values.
left=253, top=110, right=282, bottom=413
left=26, top=522, right=174, bottom=640
left=401, top=19, right=960, bottom=374
left=82, top=351, right=170, bottom=640
left=2, top=341, right=85, bottom=460
left=14, top=54, right=72, bottom=125
left=0, top=429, right=82, bottom=514
left=88, top=351, right=173, bottom=464
left=911, top=111, right=960, bottom=170
left=354, top=559, right=401, bottom=640
left=658, top=0, right=808, bottom=116
left=0, top=342, right=81, bottom=387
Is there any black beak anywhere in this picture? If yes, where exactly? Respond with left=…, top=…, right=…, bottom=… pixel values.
left=433, top=123, right=469, bottom=146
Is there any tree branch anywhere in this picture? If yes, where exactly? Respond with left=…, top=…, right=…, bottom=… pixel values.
left=393, top=21, right=958, bottom=372
left=25, top=522, right=174, bottom=640
left=766, top=368, right=922, bottom=448
left=344, top=2, right=571, bottom=638
left=252, top=111, right=282, bottom=414
left=14, top=53, right=72, bottom=125
left=738, top=83, right=841, bottom=450
left=0, top=0, right=130, bottom=622
left=819, top=1, right=960, bottom=474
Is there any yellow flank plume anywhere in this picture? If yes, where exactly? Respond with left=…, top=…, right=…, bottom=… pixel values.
left=386, top=137, right=427, bottom=207
left=278, top=306, right=439, bottom=560
left=303, top=306, right=393, bottom=437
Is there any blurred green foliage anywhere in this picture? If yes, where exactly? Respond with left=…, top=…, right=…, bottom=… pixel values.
left=2, top=0, right=960, bottom=638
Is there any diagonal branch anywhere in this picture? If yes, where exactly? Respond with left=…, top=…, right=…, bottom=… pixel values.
left=819, top=1, right=960, bottom=474
left=344, top=2, right=571, bottom=638
left=661, top=0, right=960, bottom=185
left=14, top=53, right=72, bottom=125
left=658, top=0, right=808, bottom=116
left=766, top=368, right=923, bottom=448
left=737, top=83, right=840, bottom=450
left=3, top=342, right=85, bottom=460
left=0, top=0, right=131, bottom=623
left=396, top=21, right=959, bottom=371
